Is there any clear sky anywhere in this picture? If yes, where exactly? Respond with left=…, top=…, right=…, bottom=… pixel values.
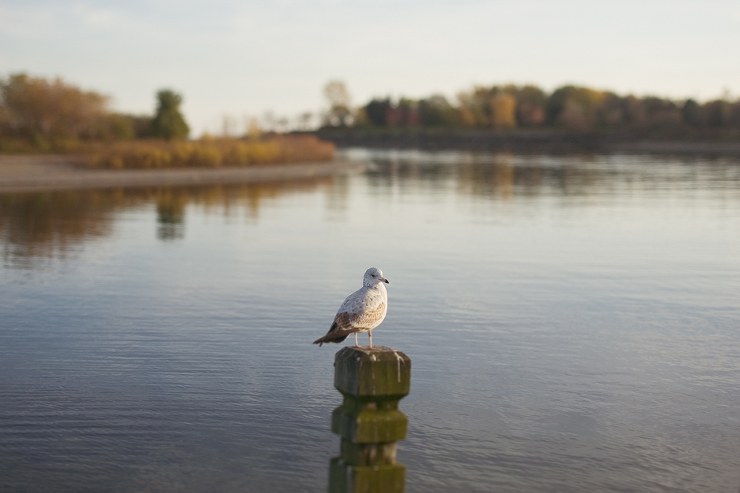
left=1, top=0, right=738, bottom=135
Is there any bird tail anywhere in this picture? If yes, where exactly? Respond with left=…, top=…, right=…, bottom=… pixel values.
left=312, top=332, right=350, bottom=346
left=313, top=322, right=352, bottom=346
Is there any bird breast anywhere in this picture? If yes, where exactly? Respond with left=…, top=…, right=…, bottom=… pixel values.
left=336, top=285, right=387, bottom=331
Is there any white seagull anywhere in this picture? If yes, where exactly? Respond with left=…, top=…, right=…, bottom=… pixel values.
left=313, top=267, right=389, bottom=348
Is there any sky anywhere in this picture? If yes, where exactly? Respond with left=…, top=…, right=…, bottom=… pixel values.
left=1, top=0, right=739, bottom=135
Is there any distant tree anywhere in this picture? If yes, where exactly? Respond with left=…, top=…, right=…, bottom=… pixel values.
left=348, top=82, right=740, bottom=136
left=457, top=87, right=492, bottom=127
left=0, top=73, right=109, bottom=140
left=728, top=101, right=740, bottom=128
left=490, top=93, right=517, bottom=129
left=0, top=104, right=9, bottom=135
left=419, top=95, right=453, bottom=126
left=352, top=107, right=369, bottom=127
left=103, top=113, right=135, bottom=140
left=595, top=93, right=626, bottom=128
left=394, top=98, right=420, bottom=126
left=516, top=103, right=545, bottom=127
left=515, top=85, right=547, bottom=107
left=624, top=95, right=647, bottom=126
left=545, top=86, right=571, bottom=125
left=127, top=114, right=155, bottom=138
left=275, top=116, right=291, bottom=133
left=296, top=112, right=315, bottom=131
left=364, top=98, right=391, bottom=126
left=560, top=102, right=589, bottom=131
left=151, top=89, right=189, bottom=140
left=246, top=117, right=262, bottom=140
left=546, top=85, right=605, bottom=130
left=457, top=106, right=477, bottom=127
left=640, top=97, right=681, bottom=129
left=703, top=100, right=730, bottom=127
left=323, top=80, right=352, bottom=126
left=682, top=99, right=703, bottom=127
left=515, top=85, right=546, bottom=127
left=384, top=105, right=403, bottom=126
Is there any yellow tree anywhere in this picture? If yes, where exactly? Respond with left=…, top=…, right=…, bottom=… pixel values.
left=490, top=93, right=517, bottom=129
left=0, top=73, right=109, bottom=140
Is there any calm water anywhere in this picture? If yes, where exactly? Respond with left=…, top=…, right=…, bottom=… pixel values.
left=1, top=150, right=739, bottom=492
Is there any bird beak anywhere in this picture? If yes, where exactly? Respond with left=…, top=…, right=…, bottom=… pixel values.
left=382, top=278, right=389, bottom=284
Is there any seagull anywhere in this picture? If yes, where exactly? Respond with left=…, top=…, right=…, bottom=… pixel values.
left=313, top=267, right=389, bottom=348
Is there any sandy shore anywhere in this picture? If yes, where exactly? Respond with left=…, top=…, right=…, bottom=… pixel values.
left=0, top=155, right=366, bottom=193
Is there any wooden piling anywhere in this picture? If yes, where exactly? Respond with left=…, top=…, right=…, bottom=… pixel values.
left=328, top=346, right=411, bottom=493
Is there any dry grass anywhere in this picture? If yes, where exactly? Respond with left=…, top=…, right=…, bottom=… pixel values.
left=86, top=135, right=335, bottom=169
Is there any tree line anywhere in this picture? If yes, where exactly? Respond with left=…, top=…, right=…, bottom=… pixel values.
left=3, top=73, right=739, bottom=152
left=0, top=73, right=189, bottom=151
left=328, top=84, right=740, bottom=136
left=0, top=73, right=334, bottom=167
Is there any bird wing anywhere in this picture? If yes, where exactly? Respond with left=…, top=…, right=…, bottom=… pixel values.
left=338, top=286, right=367, bottom=314
left=342, top=286, right=386, bottom=312
left=333, top=301, right=386, bottom=331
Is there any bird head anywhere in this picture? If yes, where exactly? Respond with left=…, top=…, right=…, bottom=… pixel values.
left=363, top=267, right=389, bottom=287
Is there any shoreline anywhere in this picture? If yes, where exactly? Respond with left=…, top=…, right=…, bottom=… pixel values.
left=0, top=156, right=366, bottom=193
left=2, top=139, right=739, bottom=193
left=315, top=130, right=740, bottom=156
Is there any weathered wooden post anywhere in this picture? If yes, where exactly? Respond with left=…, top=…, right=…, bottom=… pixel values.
left=328, top=346, right=411, bottom=493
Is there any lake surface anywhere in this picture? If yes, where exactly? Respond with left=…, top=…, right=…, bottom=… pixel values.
left=1, top=150, right=739, bottom=492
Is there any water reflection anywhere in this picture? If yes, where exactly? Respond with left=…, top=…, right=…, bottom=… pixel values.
left=156, top=192, right=186, bottom=241
left=355, top=150, right=740, bottom=200
left=0, top=190, right=117, bottom=267
left=2, top=152, right=739, bottom=268
left=0, top=179, right=333, bottom=267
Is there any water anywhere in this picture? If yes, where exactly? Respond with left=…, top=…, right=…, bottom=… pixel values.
left=1, top=150, right=739, bottom=492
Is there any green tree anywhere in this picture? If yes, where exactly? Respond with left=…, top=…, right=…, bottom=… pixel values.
left=419, top=95, right=454, bottom=126
left=101, top=113, right=135, bottom=140
left=152, top=89, right=189, bottom=140
left=703, top=100, right=730, bottom=127
left=364, top=98, right=391, bottom=126
left=514, top=85, right=546, bottom=127
left=682, top=99, right=702, bottom=127
left=640, top=97, right=681, bottom=129
left=546, top=85, right=605, bottom=130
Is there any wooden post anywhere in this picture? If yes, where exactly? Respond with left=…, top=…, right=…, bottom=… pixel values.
left=328, top=346, right=411, bottom=493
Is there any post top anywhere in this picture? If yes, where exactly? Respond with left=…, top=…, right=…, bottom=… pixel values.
left=334, top=346, right=411, bottom=397
left=337, top=346, right=405, bottom=355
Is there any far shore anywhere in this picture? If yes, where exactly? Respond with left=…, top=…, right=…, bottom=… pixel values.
left=3, top=139, right=739, bottom=194
left=315, top=129, right=740, bottom=156
left=0, top=155, right=366, bottom=193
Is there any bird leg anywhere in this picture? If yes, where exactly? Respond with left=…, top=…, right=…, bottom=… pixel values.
left=354, top=332, right=359, bottom=347
left=368, top=330, right=373, bottom=349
